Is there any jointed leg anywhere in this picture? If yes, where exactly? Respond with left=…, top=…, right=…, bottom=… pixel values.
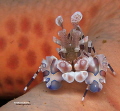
left=90, top=42, right=115, bottom=76
left=24, top=67, right=41, bottom=91
left=88, top=41, right=96, bottom=56
left=88, top=41, right=92, bottom=56
left=108, top=64, right=116, bottom=75
left=91, top=41, right=96, bottom=54
left=82, top=86, right=89, bottom=101
left=79, top=36, right=90, bottom=57
left=92, top=45, right=95, bottom=54
left=79, top=35, right=88, bottom=50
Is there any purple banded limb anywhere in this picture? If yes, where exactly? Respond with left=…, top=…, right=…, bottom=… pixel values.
left=88, top=41, right=96, bottom=56
left=108, top=64, right=116, bottom=75
left=82, top=86, right=89, bottom=101
left=24, top=67, right=41, bottom=91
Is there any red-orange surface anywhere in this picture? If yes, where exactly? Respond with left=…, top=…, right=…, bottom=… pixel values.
left=0, top=0, right=119, bottom=103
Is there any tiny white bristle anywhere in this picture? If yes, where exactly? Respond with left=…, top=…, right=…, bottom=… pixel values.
left=84, top=36, right=88, bottom=43
left=113, top=71, right=116, bottom=75
left=82, top=97, right=84, bottom=101
left=88, top=41, right=92, bottom=47
left=55, top=16, right=63, bottom=26
left=42, top=59, right=47, bottom=65
left=53, top=36, right=57, bottom=43
left=38, top=68, right=41, bottom=72
left=58, top=29, right=66, bottom=37
left=33, top=73, right=37, bottom=79
left=60, top=48, right=67, bottom=53
left=71, top=11, right=83, bottom=24
left=53, top=36, right=61, bottom=45
left=43, top=78, right=46, bottom=82
left=79, top=39, right=84, bottom=44
left=24, top=87, right=27, bottom=91
left=74, top=47, right=80, bottom=52
left=56, top=48, right=60, bottom=53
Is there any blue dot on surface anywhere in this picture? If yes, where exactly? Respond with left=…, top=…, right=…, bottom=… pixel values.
left=89, top=80, right=101, bottom=92
left=48, top=80, right=61, bottom=90
left=45, top=78, right=50, bottom=83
